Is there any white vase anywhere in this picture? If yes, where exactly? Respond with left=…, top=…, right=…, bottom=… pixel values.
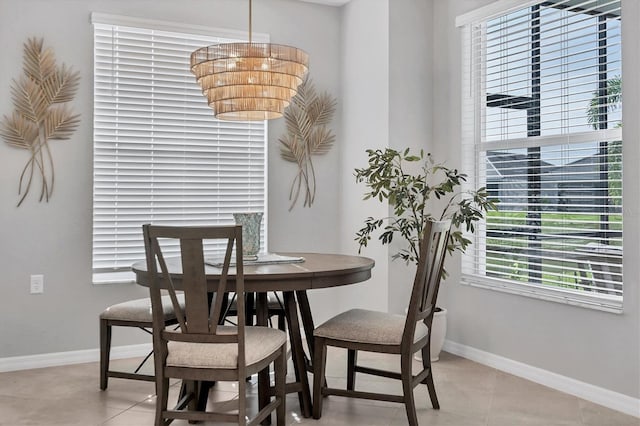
left=414, top=307, right=447, bottom=362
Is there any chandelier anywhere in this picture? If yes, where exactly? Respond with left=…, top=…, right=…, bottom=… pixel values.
left=190, top=0, right=309, bottom=121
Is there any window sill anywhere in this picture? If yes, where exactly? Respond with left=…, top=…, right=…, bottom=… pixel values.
left=461, top=274, right=623, bottom=314
left=93, top=271, right=136, bottom=285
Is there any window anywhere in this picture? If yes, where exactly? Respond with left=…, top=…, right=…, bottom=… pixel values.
left=458, top=0, right=623, bottom=311
left=92, top=14, right=268, bottom=283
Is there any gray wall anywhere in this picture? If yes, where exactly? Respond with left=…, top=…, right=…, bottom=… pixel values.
left=336, top=0, right=390, bottom=314
left=0, top=0, right=343, bottom=357
left=432, top=0, right=640, bottom=400
left=387, top=0, right=434, bottom=315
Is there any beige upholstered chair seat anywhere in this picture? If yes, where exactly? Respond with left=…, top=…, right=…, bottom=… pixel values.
left=167, top=326, right=287, bottom=369
left=314, top=308, right=428, bottom=346
left=100, top=295, right=185, bottom=322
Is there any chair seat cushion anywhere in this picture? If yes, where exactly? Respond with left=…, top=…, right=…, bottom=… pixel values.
left=314, top=309, right=428, bottom=346
left=100, top=295, right=185, bottom=322
left=167, top=326, right=286, bottom=369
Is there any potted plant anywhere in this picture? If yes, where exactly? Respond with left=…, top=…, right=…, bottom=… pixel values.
left=354, top=148, right=497, bottom=361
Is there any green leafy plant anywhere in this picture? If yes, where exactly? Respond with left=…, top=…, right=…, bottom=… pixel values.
left=355, top=148, right=497, bottom=270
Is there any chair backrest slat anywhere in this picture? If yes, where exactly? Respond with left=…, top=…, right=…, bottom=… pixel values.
left=208, top=237, right=237, bottom=334
left=403, top=220, right=451, bottom=348
left=180, top=237, right=210, bottom=334
left=149, top=236, right=189, bottom=331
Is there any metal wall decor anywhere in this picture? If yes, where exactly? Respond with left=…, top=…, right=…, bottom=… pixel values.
left=279, top=76, right=336, bottom=211
left=0, top=38, right=80, bottom=206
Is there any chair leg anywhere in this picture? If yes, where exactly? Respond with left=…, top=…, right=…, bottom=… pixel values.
left=256, top=292, right=272, bottom=426
left=195, top=380, right=213, bottom=411
left=155, top=377, right=169, bottom=426
left=99, top=319, right=111, bottom=390
left=347, top=349, right=357, bottom=391
left=275, top=346, right=287, bottom=426
left=401, top=354, right=418, bottom=426
left=312, top=337, right=327, bottom=419
left=424, top=370, right=440, bottom=410
left=187, top=380, right=198, bottom=410
left=187, top=380, right=199, bottom=425
left=258, top=365, right=271, bottom=425
left=238, top=371, right=247, bottom=426
left=421, top=344, right=440, bottom=409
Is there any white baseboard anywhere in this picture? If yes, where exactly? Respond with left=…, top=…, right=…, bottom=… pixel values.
left=443, top=339, right=640, bottom=419
left=0, top=343, right=152, bottom=373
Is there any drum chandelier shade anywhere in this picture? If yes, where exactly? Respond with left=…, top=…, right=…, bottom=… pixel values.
left=190, top=0, right=309, bottom=121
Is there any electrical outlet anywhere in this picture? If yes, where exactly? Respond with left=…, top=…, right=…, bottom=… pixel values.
left=30, top=274, right=44, bottom=294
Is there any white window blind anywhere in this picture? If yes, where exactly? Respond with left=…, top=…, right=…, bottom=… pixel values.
left=92, top=15, right=267, bottom=283
left=460, top=0, right=623, bottom=311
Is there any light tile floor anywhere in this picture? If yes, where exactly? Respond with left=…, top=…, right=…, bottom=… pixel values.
left=0, top=349, right=637, bottom=426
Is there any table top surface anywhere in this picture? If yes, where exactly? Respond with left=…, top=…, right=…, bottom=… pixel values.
left=132, top=252, right=375, bottom=292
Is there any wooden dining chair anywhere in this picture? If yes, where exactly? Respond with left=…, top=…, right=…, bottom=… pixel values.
left=312, top=220, right=451, bottom=426
left=99, top=294, right=185, bottom=390
left=143, top=224, right=287, bottom=426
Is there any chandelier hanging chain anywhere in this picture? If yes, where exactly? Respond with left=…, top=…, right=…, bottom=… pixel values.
left=248, top=0, right=252, bottom=43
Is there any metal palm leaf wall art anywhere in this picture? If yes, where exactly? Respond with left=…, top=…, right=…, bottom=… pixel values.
left=1, top=38, right=80, bottom=207
left=279, top=76, right=337, bottom=211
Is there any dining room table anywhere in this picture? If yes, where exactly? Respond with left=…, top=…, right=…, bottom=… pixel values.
left=131, top=252, right=375, bottom=419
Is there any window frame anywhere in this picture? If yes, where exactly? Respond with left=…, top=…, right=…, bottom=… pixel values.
left=458, top=1, right=624, bottom=313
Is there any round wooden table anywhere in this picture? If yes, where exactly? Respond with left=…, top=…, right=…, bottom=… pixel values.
left=132, top=252, right=375, bottom=418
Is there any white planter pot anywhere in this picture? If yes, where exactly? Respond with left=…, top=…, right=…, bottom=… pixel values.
left=414, top=307, right=447, bottom=362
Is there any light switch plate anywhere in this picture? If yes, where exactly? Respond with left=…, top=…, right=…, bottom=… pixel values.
left=30, top=274, right=44, bottom=294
